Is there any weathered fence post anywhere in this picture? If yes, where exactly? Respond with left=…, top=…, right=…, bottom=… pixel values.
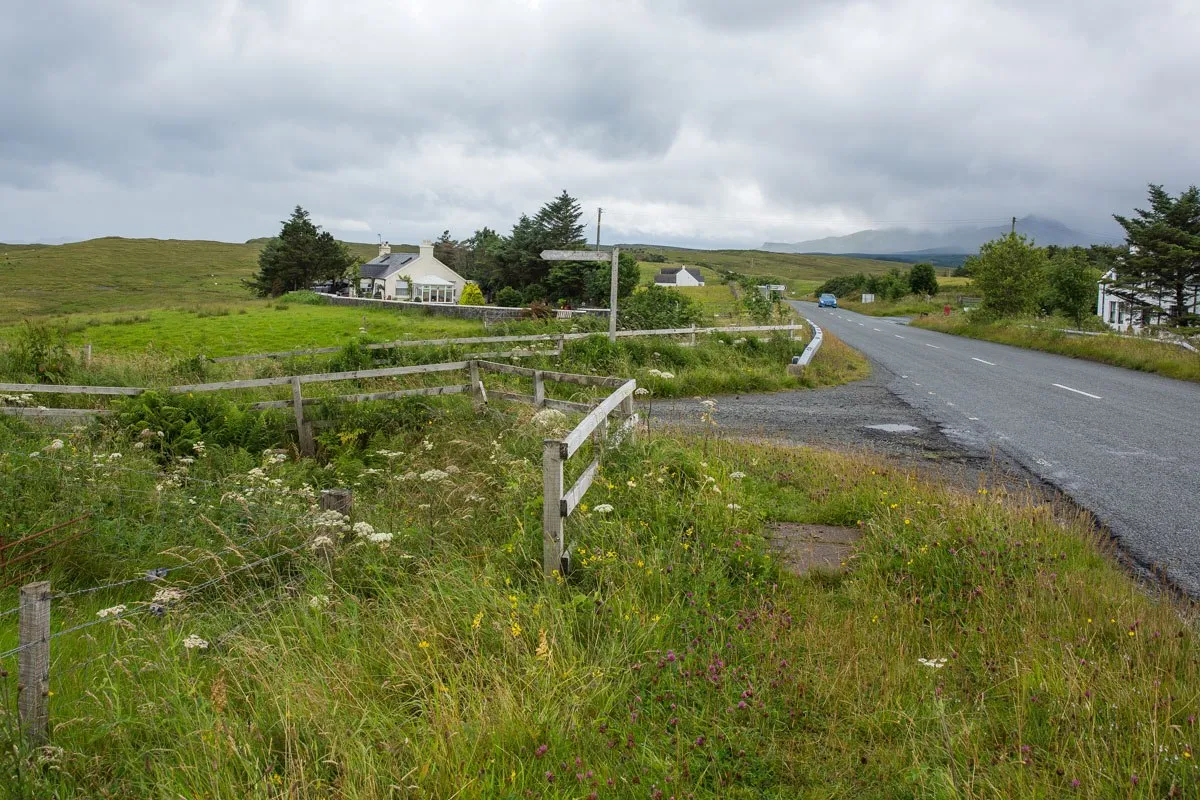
left=689, top=324, right=697, bottom=347
left=542, top=440, right=565, bottom=576
left=533, top=371, right=545, bottom=407
left=556, top=335, right=565, bottom=358
left=83, top=343, right=92, bottom=367
left=469, top=361, right=483, bottom=410
left=319, top=488, right=353, bottom=517
left=291, top=377, right=315, bottom=457
left=18, top=581, right=50, bottom=745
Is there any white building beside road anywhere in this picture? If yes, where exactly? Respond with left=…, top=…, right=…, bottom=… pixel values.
left=1096, top=269, right=1200, bottom=331
left=358, top=240, right=467, bottom=303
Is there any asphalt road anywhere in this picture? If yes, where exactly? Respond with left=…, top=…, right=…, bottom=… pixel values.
left=791, top=301, right=1200, bottom=594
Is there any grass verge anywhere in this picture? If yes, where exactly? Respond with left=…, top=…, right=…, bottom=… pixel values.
left=0, top=401, right=1197, bottom=797
left=911, top=315, right=1200, bottom=383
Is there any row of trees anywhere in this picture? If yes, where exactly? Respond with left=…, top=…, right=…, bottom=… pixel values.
left=429, top=191, right=639, bottom=307
left=970, top=185, right=1200, bottom=326
left=815, top=263, right=940, bottom=303
left=248, top=193, right=639, bottom=307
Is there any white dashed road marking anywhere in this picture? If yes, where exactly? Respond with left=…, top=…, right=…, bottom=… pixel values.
left=873, top=328, right=881, bottom=332
left=1052, top=383, right=1102, bottom=400
left=925, top=343, right=942, bottom=349
left=971, top=357, right=996, bottom=366
left=968, top=417, right=980, bottom=421
left=895, top=334, right=905, bottom=339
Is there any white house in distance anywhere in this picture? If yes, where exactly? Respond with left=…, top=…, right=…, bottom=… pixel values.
left=1096, top=268, right=1200, bottom=331
left=653, top=266, right=705, bottom=287
left=358, top=240, right=466, bottom=303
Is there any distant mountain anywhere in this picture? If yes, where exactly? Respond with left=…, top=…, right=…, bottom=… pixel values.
left=762, top=216, right=1120, bottom=256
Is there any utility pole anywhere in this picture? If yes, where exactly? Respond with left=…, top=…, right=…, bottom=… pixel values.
left=596, top=207, right=603, bottom=253
left=1011, top=216, right=1016, bottom=235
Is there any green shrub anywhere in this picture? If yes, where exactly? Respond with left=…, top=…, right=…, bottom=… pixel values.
left=458, top=284, right=486, bottom=306
left=113, top=391, right=287, bottom=460
left=494, top=286, right=523, bottom=308
left=282, top=290, right=328, bottom=306
left=618, top=285, right=703, bottom=330
left=2, top=323, right=76, bottom=383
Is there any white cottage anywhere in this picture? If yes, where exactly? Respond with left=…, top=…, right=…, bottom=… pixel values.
left=652, top=267, right=705, bottom=287
left=1096, top=269, right=1200, bottom=331
left=359, top=240, right=466, bottom=303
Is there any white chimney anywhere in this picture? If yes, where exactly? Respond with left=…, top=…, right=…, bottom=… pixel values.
left=420, top=240, right=434, bottom=260
left=379, top=241, right=391, bottom=257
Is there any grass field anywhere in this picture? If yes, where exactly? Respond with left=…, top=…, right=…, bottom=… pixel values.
left=5, top=302, right=488, bottom=358
left=912, top=314, right=1200, bottom=383
left=833, top=277, right=976, bottom=317
left=0, top=395, right=1196, bottom=797
left=0, top=237, right=393, bottom=325
left=629, top=246, right=900, bottom=288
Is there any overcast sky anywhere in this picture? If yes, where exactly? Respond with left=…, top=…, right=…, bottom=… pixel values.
left=1, top=0, right=1196, bottom=248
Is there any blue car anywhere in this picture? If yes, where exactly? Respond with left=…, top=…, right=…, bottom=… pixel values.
left=817, top=293, right=838, bottom=308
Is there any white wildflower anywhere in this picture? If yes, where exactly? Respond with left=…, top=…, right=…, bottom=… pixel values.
left=658, top=371, right=675, bottom=379
left=182, top=634, right=209, bottom=650
left=107, top=453, right=121, bottom=460
left=133, top=442, right=145, bottom=450
left=177, top=456, right=195, bottom=466
left=192, top=441, right=207, bottom=456
left=352, top=521, right=376, bottom=538
left=593, top=503, right=614, bottom=514
left=422, top=439, right=434, bottom=451
left=399, top=471, right=418, bottom=481
left=531, top=408, right=569, bottom=430
left=152, top=588, right=185, bottom=605
left=917, top=657, right=948, bottom=669
left=97, top=605, right=126, bottom=618
left=367, top=531, right=394, bottom=544
left=309, top=594, right=330, bottom=609
left=309, top=535, right=335, bottom=551
left=700, top=400, right=717, bottom=410
left=444, top=465, right=461, bottom=475
left=730, top=471, right=746, bottom=480
left=421, top=468, right=449, bottom=483
left=417, top=503, right=431, bottom=510
left=45, top=439, right=64, bottom=452
left=726, top=503, right=742, bottom=510
left=634, top=387, right=649, bottom=396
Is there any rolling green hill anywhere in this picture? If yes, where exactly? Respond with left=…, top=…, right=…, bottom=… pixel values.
left=0, top=237, right=399, bottom=325
left=1, top=237, right=899, bottom=325
left=625, top=245, right=900, bottom=286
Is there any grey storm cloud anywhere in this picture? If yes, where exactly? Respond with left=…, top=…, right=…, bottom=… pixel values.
left=1, top=0, right=1197, bottom=247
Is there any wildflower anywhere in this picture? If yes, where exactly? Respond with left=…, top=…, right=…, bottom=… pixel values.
left=536, top=629, right=551, bottom=660
left=726, top=503, right=742, bottom=510
left=532, top=408, right=569, bottom=431
left=182, top=634, right=209, bottom=650
left=309, top=595, right=330, bottom=609
left=535, top=744, right=549, bottom=758
left=510, top=622, right=522, bottom=638
left=593, top=504, right=614, bottom=514
left=97, top=605, right=126, bottom=618
left=152, top=588, right=185, bottom=605
left=133, top=442, right=145, bottom=449
left=700, top=399, right=717, bottom=410
left=309, top=535, right=335, bottom=551
left=367, top=531, right=393, bottom=544
left=626, top=479, right=636, bottom=488
left=444, top=465, right=461, bottom=475
left=192, top=441, right=207, bottom=456
left=634, top=387, right=649, bottom=397
left=44, top=439, right=64, bottom=452
left=352, top=521, right=376, bottom=537
left=419, top=641, right=430, bottom=649
left=730, top=471, right=746, bottom=480
left=472, top=611, right=483, bottom=630
left=421, top=438, right=434, bottom=451
left=421, top=468, right=449, bottom=482
left=917, top=657, right=947, bottom=669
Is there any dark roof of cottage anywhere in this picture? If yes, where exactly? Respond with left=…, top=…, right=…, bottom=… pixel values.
left=653, top=267, right=703, bottom=284
left=360, top=252, right=417, bottom=280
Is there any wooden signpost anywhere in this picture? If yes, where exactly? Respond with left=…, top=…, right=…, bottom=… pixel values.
left=541, top=248, right=620, bottom=343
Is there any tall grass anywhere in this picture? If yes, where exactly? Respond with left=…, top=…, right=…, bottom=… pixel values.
left=912, top=315, right=1200, bottom=383
left=0, top=399, right=1196, bottom=797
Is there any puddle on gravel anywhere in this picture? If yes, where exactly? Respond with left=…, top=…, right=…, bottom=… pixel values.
left=865, top=423, right=920, bottom=434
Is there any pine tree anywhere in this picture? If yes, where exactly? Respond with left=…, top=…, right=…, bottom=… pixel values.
left=1113, top=184, right=1200, bottom=323
left=536, top=190, right=587, bottom=248
left=247, top=206, right=356, bottom=297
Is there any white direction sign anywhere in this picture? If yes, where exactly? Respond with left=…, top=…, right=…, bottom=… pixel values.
left=540, top=250, right=610, bottom=261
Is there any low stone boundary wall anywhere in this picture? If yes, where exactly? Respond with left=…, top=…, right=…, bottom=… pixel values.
left=317, top=294, right=609, bottom=322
